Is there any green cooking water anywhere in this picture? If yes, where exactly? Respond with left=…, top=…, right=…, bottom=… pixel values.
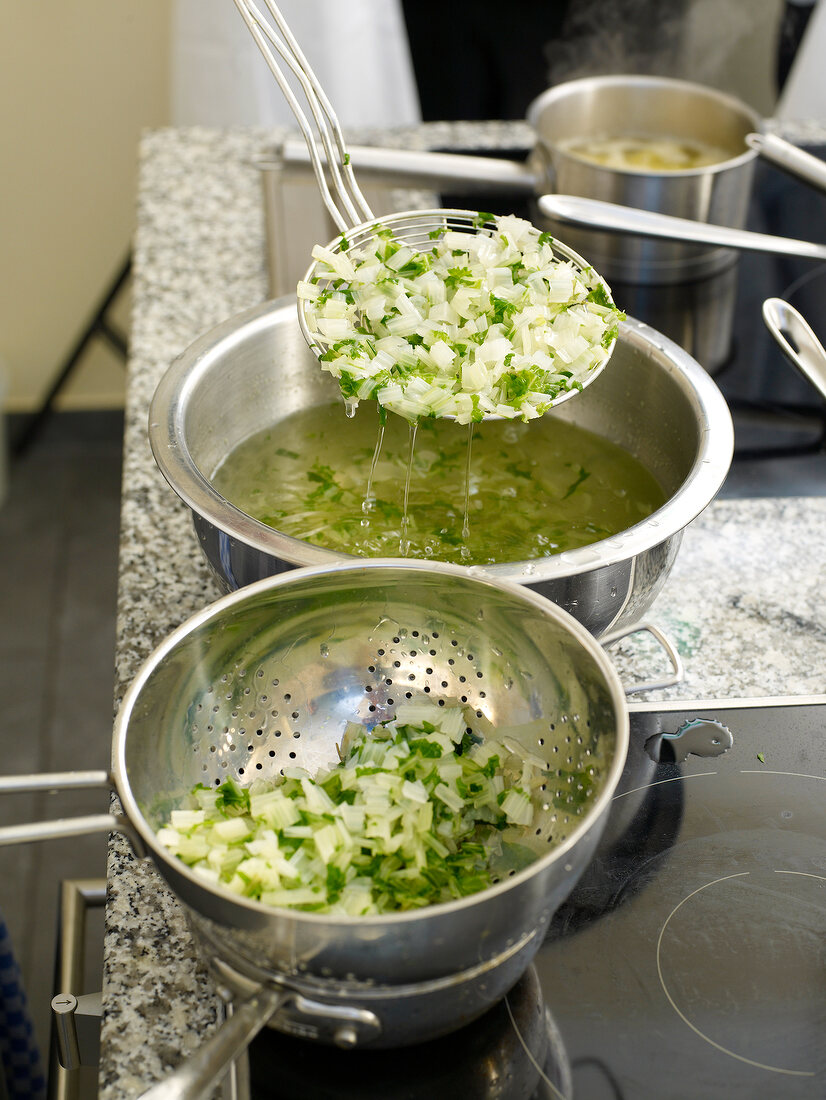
left=212, top=402, right=666, bottom=566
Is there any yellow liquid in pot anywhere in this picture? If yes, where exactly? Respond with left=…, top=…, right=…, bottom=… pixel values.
left=212, top=403, right=666, bottom=567
left=560, top=134, right=736, bottom=171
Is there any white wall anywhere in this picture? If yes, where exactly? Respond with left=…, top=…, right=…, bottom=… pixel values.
left=0, top=2, right=170, bottom=412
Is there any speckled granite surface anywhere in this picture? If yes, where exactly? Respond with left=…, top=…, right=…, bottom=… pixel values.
left=100, top=124, right=826, bottom=1097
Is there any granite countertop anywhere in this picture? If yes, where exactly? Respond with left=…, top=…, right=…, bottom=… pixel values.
left=100, top=123, right=826, bottom=1097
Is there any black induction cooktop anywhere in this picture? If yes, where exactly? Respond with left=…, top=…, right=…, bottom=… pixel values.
left=240, top=697, right=826, bottom=1099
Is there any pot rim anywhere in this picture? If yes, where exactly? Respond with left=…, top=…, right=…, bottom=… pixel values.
left=148, top=296, right=734, bottom=585
left=112, top=557, right=631, bottom=928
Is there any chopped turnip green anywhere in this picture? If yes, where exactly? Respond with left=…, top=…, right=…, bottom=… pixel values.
left=301, top=214, right=624, bottom=424
left=156, top=702, right=544, bottom=915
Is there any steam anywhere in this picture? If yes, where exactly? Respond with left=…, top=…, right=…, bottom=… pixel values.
left=544, top=0, right=776, bottom=97
left=545, top=0, right=694, bottom=86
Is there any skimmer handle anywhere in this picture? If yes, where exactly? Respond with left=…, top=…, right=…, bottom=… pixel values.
left=231, top=0, right=372, bottom=232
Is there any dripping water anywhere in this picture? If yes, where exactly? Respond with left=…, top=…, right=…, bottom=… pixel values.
left=461, top=421, right=475, bottom=559
left=361, top=411, right=386, bottom=528
left=400, top=419, right=419, bottom=556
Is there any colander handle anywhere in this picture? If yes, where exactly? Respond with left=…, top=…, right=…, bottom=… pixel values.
left=600, top=621, right=685, bottom=695
left=0, top=770, right=143, bottom=853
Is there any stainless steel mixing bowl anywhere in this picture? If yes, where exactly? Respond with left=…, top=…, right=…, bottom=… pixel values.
left=115, top=560, right=630, bottom=1040
left=149, top=295, right=733, bottom=636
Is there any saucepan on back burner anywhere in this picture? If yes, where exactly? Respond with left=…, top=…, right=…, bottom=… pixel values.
left=268, top=74, right=765, bottom=372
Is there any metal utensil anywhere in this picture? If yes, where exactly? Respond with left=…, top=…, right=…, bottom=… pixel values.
left=230, top=0, right=616, bottom=415
left=762, top=297, right=826, bottom=404
left=231, top=0, right=369, bottom=236
left=537, top=195, right=826, bottom=263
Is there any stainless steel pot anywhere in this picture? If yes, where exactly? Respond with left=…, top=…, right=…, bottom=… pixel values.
left=148, top=296, right=733, bottom=637
left=0, top=561, right=634, bottom=1095
left=279, top=75, right=760, bottom=283
left=524, top=75, right=760, bottom=283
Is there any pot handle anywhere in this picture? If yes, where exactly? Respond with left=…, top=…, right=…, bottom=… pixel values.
left=277, top=137, right=540, bottom=196
left=599, top=621, right=684, bottom=696
left=139, top=988, right=285, bottom=1100
left=0, top=771, right=144, bottom=854
left=746, top=132, right=826, bottom=195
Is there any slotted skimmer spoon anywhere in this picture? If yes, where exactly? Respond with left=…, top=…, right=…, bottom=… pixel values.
left=231, top=0, right=622, bottom=422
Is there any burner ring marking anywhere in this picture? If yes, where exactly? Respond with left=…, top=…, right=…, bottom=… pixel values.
left=656, top=870, right=824, bottom=1078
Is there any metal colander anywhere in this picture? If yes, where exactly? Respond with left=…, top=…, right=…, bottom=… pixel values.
left=111, top=559, right=629, bottom=1056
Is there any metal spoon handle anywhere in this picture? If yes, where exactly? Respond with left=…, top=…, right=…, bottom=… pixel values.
left=747, top=132, right=826, bottom=194
left=139, top=988, right=283, bottom=1100
left=762, top=297, right=826, bottom=404
left=537, top=194, right=826, bottom=262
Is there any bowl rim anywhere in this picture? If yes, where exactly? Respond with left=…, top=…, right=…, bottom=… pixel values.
left=148, top=295, right=734, bottom=584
